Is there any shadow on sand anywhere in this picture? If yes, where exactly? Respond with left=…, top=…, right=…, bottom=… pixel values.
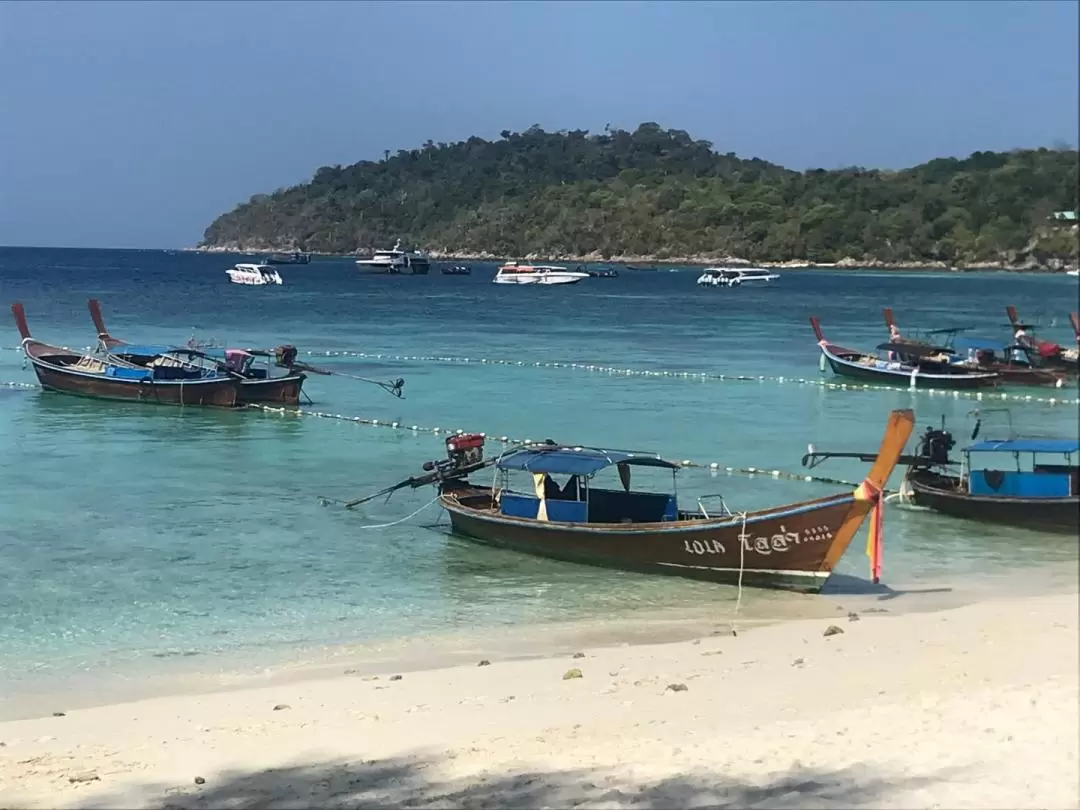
left=77, top=757, right=963, bottom=809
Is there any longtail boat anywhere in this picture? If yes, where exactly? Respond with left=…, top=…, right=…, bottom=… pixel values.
left=1005, top=306, right=1079, bottom=375
left=12, top=303, right=242, bottom=407
left=810, top=316, right=999, bottom=390
left=882, top=308, right=1066, bottom=387
left=88, top=299, right=307, bottom=405
left=345, top=410, right=915, bottom=592
left=804, top=414, right=1078, bottom=535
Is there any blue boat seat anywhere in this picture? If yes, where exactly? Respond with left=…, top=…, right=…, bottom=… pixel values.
left=499, top=493, right=588, bottom=523
left=105, top=366, right=152, bottom=381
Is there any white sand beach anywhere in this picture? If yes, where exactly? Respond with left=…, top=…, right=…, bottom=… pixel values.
left=2, top=589, right=1077, bottom=809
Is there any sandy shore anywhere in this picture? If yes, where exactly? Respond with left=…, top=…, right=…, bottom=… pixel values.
left=2, top=589, right=1076, bottom=809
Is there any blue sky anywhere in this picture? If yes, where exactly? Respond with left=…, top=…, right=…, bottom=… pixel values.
left=0, top=0, right=1076, bottom=249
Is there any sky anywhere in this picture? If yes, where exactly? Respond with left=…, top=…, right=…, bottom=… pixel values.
left=0, top=0, right=1077, bottom=249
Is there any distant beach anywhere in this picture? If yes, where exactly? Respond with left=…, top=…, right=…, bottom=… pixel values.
left=186, top=245, right=1079, bottom=274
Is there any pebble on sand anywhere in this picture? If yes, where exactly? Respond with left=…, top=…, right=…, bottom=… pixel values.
left=563, top=668, right=583, bottom=680
left=273, top=704, right=291, bottom=711
left=823, top=625, right=845, bottom=637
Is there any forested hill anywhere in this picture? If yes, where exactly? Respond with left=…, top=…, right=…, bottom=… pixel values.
left=201, top=123, right=1079, bottom=266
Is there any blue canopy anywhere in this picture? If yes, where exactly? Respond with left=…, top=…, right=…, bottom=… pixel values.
left=967, top=438, right=1080, bottom=455
left=497, top=446, right=680, bottom=476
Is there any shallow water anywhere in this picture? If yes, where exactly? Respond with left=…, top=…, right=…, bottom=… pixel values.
left=1, top=247, right=1077, bottom=716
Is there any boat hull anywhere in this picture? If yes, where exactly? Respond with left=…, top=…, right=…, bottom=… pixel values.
left=440, top=488, right=863, bottom=593
left=240, top=374, right=307, bottom=405
left=27, top=355, right=241, bottom=407
left=493, top=275, right=587, bottom=285
left=907, top=469, right=1079, bottom=534
left=820, top=344, right=998, bottom=390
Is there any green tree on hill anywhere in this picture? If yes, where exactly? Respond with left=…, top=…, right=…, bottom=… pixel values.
left=201, top=124, right=1079, bottom=266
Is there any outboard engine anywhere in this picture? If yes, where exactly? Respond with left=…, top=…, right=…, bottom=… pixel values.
left=445, top=433, right=485, bottom=468
left=421, top=433, right=486, bottom=479
left=274, top=345, right=298, bottom=368
left=916, top=426, right=955, bottom=467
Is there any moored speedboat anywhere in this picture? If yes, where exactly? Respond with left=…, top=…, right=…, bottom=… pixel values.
left=697, top=267, right=779, bottom=287
left=264, top=251, right=310, bottom=265
left=11, top=303, right=242, bottom=407
left=493, top=263, right=589, bottom=285
left=226, top=263, right=283, bottom=286
left=349, top=410, right=915, bottom=593
left=355, top=239, right=431, bottom=275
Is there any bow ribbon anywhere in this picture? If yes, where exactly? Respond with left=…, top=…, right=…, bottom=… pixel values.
left=853, top=478, right=884, bottom=584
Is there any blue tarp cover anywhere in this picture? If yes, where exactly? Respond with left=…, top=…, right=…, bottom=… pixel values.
left=497, top=447, right=679, bottom=475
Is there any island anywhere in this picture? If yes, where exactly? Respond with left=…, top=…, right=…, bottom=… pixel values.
left=200, top=123, right=1079, bottom=271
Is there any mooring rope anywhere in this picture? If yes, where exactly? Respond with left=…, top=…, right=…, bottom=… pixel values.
left=246, top=403, right=880, bottom=490
left=293, top=350, right=1080, bottom=406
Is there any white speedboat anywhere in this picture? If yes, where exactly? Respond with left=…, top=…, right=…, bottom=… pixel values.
left=696, top=267, right=779, bottom=287
left=1066, top=269, right=1079, bottom=277
left=355, top=239, right=431, bottom=275
left=226, top=263, right=283, bottom=286
left=493, top=263, right=590, bottom=285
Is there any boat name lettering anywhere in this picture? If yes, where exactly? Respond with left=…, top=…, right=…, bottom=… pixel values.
left=682, top=525, right=834, bottom=557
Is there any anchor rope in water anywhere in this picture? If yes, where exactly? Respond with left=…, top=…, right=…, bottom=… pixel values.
left=246, top=403, right=886, bottom=491
left=337, top=495, right=441, bottom=528
left=296, top=349, right=1080, bottom=406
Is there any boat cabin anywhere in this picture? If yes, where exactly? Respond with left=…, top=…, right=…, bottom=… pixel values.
left=965, top=438, right=1079, bottom=498
left=494, top=446, right=682, bottom=524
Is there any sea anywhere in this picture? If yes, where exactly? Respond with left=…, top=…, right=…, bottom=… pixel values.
left=1, top=247, right=1077, bottom=719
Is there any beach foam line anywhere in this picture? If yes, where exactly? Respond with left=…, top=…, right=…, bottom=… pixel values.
left=300, top=350, right=1080, bottom=406
left=246, top=403, right=873, bottom=490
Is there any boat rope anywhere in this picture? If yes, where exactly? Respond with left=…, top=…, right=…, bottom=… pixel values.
left=290, top=350, right=1080, bottom=406
left=331, top=495, right=441, bottom=528
left=245, top=403, right=887, bottom=491
left=730, top=511, right=749, bottom=637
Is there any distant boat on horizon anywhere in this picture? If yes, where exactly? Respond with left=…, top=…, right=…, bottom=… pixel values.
left=264, top=251, right=311, bottom=265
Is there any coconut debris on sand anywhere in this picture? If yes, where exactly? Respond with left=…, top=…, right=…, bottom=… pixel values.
left=1, top=591, right=1076, bottom=809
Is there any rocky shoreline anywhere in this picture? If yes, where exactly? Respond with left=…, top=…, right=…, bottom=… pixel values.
left=187, top=244, right=1078, bottom=274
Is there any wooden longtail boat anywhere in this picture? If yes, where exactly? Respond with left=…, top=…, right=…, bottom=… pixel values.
left=12, top=303, right=242, bottom=407
left=357, top=411, right=915, bottom=592
left=1005, top=306, right=1079, bottom=375
left=88, top=299, right=307, bottom=406
left=804, top=417, right=1079, bottom=535
left=882, top=308, right=1066, bottom=387
left=810, top=316, right=999, bottom=390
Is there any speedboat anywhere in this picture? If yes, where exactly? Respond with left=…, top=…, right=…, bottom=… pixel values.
left=226, top=263, right=283, bottom=286
left=355, top=239, right=431, bottom=275
left=696, top=267, right=779, bottom=287
left=493, top=263, right=589, bottom=285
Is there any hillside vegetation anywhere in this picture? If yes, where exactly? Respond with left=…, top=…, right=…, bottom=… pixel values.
left=201, top=123, right=1079, bottom=266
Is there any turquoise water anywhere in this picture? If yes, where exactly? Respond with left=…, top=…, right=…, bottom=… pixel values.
left=1, top=247, right=1077, bottom=715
